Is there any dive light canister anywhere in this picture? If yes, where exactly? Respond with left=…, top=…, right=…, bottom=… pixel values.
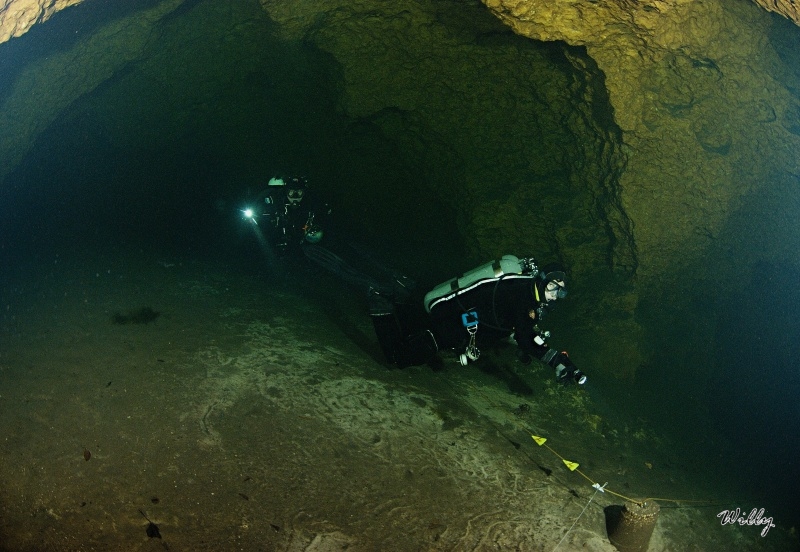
left=424, top=255, right=524, bottom=312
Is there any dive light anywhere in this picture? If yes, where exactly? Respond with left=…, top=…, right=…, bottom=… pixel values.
left=241, top=207, right=257, bottom=225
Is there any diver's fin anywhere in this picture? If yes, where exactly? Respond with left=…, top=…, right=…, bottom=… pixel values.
left=303, top=245, right=382, bottom=293
left=346, top=242, right=416, bottom=299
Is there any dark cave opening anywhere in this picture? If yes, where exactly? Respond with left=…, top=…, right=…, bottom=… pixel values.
left=0, top=0, right=471, bottom=279
left=0, top=0, right=622, bottom=289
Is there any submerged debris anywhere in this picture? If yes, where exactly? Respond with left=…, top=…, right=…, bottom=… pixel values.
left=138, top=509, right=161, bottom=539
left=112, top=307, right=160, bottom=325
left=512, top=403, right=531, bottom=418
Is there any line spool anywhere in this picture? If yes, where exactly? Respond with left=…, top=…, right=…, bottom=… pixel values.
left=604, top=500, right=660, bottom=552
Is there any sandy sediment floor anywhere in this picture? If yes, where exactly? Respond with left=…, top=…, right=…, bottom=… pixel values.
left=0, top=247, right=794, bottom=551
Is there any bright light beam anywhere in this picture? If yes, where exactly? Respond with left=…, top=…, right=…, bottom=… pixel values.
left=241, top=207, right=257, bottom=225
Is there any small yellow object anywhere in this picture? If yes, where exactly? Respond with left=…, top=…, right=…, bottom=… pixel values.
left=531, top=435, right=547, bottom=446
left=563, top=460, right=579, bottom=471
left=645, top=462, right=653, bottom=469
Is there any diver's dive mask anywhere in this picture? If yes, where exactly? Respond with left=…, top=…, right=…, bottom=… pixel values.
left=544, top=275, right=567, bottom=301
left=287, top=188, right=305, bottom=204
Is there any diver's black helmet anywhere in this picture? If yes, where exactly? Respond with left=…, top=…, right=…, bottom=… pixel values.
left=286, top=176, right=308, bottom=189
left=537, top=262, right=567, bottom=300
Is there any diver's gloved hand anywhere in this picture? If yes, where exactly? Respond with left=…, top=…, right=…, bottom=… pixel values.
left=539, top=347, right=587, bottom=384
left=516, top=349, right=532, bottom=365
left=552, top=352, right=587, bottom=385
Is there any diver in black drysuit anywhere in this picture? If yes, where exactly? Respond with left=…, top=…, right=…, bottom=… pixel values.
left=371, top=261, right=575, bottom=373
left=304, top=247, right=585, bottom=384
left=245, top=176, right=330, bottom=256
left=428, top=274, right=551, bottom=361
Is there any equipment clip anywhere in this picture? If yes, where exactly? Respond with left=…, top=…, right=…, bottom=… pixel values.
left=459, top=311, right=480, bottom=365
left=592, top=482, right=608, bottom=493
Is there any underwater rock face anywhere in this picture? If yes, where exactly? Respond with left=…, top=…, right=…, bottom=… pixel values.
left=482, top=0, right=800, bottom=378
left=754, top=0, right=800, bottom=25
left=0, top=0, right=185, bottom=190
left=3, top=0, right=799, bottom=47
left=0, top=0, right=83, bottom=42
left=481, top=0, right=798, bottom=274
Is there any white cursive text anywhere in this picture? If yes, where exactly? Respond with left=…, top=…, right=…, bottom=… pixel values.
left=717, top=508, right=775, bottom=537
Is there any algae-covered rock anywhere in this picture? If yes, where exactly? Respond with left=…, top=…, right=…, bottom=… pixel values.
left=482, top=0, right=800, bottom=382
left=0, top=0, right=186, bottom=188
left=0, top=0, right=83, bottom=43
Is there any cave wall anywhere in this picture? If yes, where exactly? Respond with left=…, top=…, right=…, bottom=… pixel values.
left=484, top=0, right=800, bottom=284
left=754, top=0, right=800, bottom=25
left=483, top=0, right=800, bottom=381
left=0, top=0, right=185, bottom=190
left=0, top=0, right=83, bottom=43
left=4, top=0, right=800, bottom=46
left=260, top=0, right=632, bottom=268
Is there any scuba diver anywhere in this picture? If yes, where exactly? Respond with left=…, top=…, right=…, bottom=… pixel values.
left=305, top=249, right=586, bottom=385
left=240, top=176, right=329, bottom=255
